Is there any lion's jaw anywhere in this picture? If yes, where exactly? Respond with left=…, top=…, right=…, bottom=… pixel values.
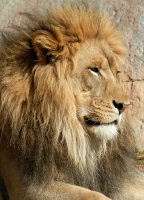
left=86, top=114, right=122, bottom=140
left=84, top=119, right=118, bottom=140
left=77, top=106, right=121, bottom=141
left=77, top=102, right=123, bottom=141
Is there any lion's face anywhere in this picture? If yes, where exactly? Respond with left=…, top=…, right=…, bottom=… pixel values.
left=27, top=7, right=130, bottom=143
left=72, top=40, right=129, bottom=140
left=30, top=21, right=130, bottom=143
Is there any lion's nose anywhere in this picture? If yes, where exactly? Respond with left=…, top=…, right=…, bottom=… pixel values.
left=112, top=100, right=130, bottom=114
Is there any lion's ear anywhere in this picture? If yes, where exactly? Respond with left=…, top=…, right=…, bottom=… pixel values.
left=32, top=30, right=59, bottom=64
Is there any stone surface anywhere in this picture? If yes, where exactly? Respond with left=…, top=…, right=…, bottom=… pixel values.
left=0, top=0, right=144, bottom=149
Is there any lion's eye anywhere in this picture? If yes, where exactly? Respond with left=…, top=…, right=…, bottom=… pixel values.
left=117, top=70, right=121, bottom=74
left=89, top=67, right=100, bottom=76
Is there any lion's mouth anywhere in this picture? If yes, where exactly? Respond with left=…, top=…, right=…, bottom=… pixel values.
left=83, top=116, right=118, bottom=126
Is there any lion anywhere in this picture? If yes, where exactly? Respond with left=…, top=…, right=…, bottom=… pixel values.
left=0, top=3, right=144, bottom=200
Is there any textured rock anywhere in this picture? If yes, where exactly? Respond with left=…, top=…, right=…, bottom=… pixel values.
left=0, top=0, right=144, bottom=149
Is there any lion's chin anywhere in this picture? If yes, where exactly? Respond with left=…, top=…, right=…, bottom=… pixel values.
left=91, top=123, right=118, bottom=140
left=83, top=117, right=119, bottom=140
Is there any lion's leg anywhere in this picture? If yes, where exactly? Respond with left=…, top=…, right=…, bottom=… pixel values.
left=26, top=181, right=111, bottom=200
left=0, top=145, right=110, bottom=200
left=1, top=168, right=111, bottom=200
left=1, top=170, right=111, bottom=200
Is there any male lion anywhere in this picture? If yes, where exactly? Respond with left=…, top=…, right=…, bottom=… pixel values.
left=0, top=3, right=144, bottom=200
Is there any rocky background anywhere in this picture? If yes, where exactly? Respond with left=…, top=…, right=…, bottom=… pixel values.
left=0, top=0, right=144, bottom=151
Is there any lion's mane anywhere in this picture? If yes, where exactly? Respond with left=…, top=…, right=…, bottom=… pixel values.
left=0, top=3, right=137, bottom=196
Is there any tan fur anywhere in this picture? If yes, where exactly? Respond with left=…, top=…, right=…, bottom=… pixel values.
left=0, top=4, right=144, bottom=200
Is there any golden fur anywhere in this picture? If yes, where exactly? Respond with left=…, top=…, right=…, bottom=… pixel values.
left=0, top=3, right=144, bottom=200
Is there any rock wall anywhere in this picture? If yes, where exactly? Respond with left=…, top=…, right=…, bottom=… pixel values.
left=0, top=0, right=144, bottom=149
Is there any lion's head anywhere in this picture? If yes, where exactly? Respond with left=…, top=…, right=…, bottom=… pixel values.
left=0, top=5, right=129, bottom=167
